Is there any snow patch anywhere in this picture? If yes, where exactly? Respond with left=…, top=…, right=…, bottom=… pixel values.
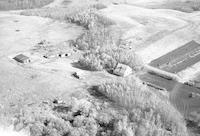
left=0, top=127, right=28, bottom=136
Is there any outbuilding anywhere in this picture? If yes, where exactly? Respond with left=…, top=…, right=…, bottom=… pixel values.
left=13, top=54, right=30, bottom=64
left=113, top=63, right=132, bottom=77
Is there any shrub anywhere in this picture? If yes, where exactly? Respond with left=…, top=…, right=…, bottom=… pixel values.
left=94, top=76, right=188, bottom=136
left=13, top=80, right=188, bottom=136
left=21, top=3, right=143, bottom=71
left=106, top=48, right=143, bottom=70
left=79, top=52, right=103, bottom=71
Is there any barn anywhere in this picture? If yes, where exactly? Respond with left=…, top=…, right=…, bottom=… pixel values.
left=149, top=40, right=200, bottom=74
left=13, top=54, right=30, bottom=64
left=113, top=63, right=132, bottom=77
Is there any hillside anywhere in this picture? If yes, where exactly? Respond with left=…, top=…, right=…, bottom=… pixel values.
left=1, top=0, right=200, bottom=136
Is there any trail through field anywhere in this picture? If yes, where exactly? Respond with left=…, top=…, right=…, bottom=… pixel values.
left=136, top=16, right=200, bottom=64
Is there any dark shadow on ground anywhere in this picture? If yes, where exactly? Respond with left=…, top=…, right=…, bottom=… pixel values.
left=62, top=0, right=72, bottom=7
left=187, top=120, right=200, bottom=136
left=71, top=62, right=91, bottom=71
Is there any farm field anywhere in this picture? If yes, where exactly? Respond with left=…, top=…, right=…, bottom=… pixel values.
left=0, top=0, right=54, bottom=11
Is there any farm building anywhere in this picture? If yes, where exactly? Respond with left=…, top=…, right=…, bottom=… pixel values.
left=139, top=41, right=200, bottom=115
left=149, top=40, right=200, bottom=74
left=113, top=63, right=132, bottom=77
left=13, top=54, right=30, bottom=63
left=145, top=40, right=200, bottom=82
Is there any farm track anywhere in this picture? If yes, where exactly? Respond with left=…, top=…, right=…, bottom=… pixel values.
left=137, top=19, right=200, bottom=51
left=138, top=24, right=188, bottom=49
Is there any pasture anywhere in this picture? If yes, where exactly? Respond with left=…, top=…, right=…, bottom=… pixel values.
left=0, top=0, right=53, bottom=10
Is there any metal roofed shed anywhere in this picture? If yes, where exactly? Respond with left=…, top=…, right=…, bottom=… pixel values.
left=113, top=63, right=132, bottom=77
left=149, top=40, right=200, bottom=73
left=13, top=54, right=31, bottom=64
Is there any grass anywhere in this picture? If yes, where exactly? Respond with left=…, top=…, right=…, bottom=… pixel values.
left=0, top=0, right=54, bottom=11
left=21, top=3, right=143, bottom=72
left=18, top=2, right=190, bottom=136
left=12, top=78, right=188, bottom=136
left=152, top=0, right=200, bottom=13
left=10, top=76, right=189, bottom=136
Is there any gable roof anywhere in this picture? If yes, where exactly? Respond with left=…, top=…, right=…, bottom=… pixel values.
left=149, top=40, right=200, bottom=73
left=13, top=54, right=29, bottom=62
left=113, top=63, right=132, bottom=76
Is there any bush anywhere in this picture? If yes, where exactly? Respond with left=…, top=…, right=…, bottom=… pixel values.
left=79, top=52, right=103, bottom=71
left=106, top=48, right=143, bottom=70
left=13, top=76, right=188, bottom=136
left=13, top=98, right=124, bottom=136
left=94, top=76, right=188, bottom=136
left=21, top=3, right=142, bottom=72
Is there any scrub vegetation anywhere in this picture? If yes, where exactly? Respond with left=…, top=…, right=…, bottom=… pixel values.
left=0, top=0, right=53, bottom=10
left=93, top=77, right=188, bottom=136
left=21, top=5, right=143, bottom=71
left=8, top=1, right=190, bottom=136
left=14, top=76, right=188, bottom=136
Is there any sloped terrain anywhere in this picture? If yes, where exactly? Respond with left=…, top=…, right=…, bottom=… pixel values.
left=1, top=0, right=200, bottom=136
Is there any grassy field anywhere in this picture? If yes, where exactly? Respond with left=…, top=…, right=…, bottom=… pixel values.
left=1, top=0, right=194, bottom=135
left=21, top=3, right=143, bottom=71
left=150, top=0, right=200, bottom=13
left=0, top=0, right=54, bottom=11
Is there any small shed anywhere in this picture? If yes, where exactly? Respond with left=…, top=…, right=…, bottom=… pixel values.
left=13, top=54, right=30, bottom=63
left=13, top=54, right=31, bottom=63
left=113, top=63, right=132, bottom=77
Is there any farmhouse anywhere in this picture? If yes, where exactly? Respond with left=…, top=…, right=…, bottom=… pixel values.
left=113, top=63, right=132, bottom=77
left=13, top=54, right=30, bottom=64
